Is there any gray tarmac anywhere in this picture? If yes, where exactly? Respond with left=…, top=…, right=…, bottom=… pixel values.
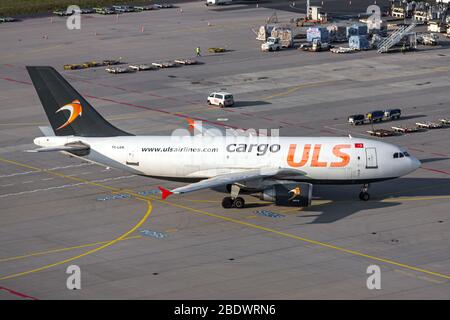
left=0, top=1, right=449, bottom=299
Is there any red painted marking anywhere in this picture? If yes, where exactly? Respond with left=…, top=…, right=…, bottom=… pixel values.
left=354, top=143, right=364, bottom=148
left=431, top=152, right=448, bottom=157
left=409, top=147, right=425, bottom=153
left=0, top=286, right=38, bottom=300
left=1, top=77, right=32, bottom=85
left=421, top=167, right=450, bottom=176
left=158, top=186, right=173, bottom=200
left=298, top=125, right=314, bottom=129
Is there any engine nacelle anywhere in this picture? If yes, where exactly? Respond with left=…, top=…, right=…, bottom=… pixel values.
left=259, top=183, right=313, bottom=207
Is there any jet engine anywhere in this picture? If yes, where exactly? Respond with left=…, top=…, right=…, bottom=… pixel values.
left=258, top=183, right=313, bottom=207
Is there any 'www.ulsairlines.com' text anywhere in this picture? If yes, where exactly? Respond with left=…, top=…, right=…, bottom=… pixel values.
left=141, top=147, right=219, bottom=153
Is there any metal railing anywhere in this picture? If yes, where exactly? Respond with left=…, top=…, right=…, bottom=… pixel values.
left=377, top=23, right=417, bottom=53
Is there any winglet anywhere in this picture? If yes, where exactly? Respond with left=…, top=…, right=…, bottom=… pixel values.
left=158, top=186, right=173, bottom=200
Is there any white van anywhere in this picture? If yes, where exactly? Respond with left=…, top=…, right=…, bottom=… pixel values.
left=207, top=92, right=234, bottom=107
left=206, top=0, right=233, bottom=6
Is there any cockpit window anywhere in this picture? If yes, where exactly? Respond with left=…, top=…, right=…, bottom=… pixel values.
left=394, top=151, right=410, bottom=159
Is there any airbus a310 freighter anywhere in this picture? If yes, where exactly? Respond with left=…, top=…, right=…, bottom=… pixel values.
left=26, top=67, right=421, bottom=208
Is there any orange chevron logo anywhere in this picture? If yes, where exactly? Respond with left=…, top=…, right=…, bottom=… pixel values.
left=288, top=186, right=301, bottom=201
left=55, top=99, right=82, bottom=130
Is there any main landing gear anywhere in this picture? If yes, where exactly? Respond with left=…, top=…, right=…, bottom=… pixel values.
left=359, top=183, right=370, bottom=201
left=222, top=184, right=246, bottom=209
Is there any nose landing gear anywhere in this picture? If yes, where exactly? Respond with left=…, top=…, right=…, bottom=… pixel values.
left=359, top=183, right=370, bottom=201
left=221, top=184, right=246, bottom=209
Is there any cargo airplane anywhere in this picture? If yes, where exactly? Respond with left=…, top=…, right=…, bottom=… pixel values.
left=26, top=67, right=421, bottom=208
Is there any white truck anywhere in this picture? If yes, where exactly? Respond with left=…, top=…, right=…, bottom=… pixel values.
left=261, top=37, right=282, bottom=52
left=206, top=0, right=232, bottom=5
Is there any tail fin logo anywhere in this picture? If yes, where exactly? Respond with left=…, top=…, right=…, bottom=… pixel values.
left=55, top=100, right=82, bottom=130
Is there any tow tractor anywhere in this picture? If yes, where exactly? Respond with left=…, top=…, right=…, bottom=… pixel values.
left=261, top=37, right=282, bottom=52
left=301, top=39, right=331, bottom=52
left=417, top=33, right=439, bottom=46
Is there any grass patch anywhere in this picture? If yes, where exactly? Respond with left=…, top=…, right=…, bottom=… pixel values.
left=0, top=0, right=147, bottom=17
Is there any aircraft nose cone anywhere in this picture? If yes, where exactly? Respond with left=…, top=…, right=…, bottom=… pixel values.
left=411, top=157, right=421, bottom=171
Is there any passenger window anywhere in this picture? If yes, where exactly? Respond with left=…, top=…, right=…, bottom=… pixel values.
left=216, top=94, right=223, bottom=99
left=403, top=152, right=410, bottom=157
left=399, top=153, right=404, bottom=158
left=393, top=153, right=399, bottom=158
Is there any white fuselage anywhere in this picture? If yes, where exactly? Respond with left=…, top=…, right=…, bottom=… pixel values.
left=34, top=135, right=421, bottom=184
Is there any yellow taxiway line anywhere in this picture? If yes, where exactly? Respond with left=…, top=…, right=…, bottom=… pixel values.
left=0, top=236, right=141, bottom=264
left=0, top=156, right=449, bottom=281
left=0, top=157, right=152, bottom=281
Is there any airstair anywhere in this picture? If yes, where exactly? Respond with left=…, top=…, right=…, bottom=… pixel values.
left=377, top=23, right=417, bottom=53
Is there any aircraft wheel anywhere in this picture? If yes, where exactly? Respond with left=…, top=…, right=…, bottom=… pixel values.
left=222, top=197, right=233, bottom=208
left=359, top=192, right=370, bottom=201
left=233, top=197, right=245, bottom=209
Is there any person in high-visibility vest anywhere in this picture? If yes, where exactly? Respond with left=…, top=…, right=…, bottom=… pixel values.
left=195, top=47, right=201, bottom=57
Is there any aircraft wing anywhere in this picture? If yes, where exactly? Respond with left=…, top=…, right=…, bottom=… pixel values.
left=158, top=168, right=304, bottom=199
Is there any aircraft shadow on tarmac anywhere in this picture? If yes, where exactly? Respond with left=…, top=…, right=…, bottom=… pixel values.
left=273, top=177, right=450, bottom=224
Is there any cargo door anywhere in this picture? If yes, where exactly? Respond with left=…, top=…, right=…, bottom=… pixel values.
left=126, top=147, right=139, bottom=166
left=365, top=147, right=378, bottom=169
left=352, top=148, right=364, bottom=179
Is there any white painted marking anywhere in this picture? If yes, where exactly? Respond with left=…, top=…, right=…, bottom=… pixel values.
left=0, top=171, right=36, bottom=178
left=0, top=163, right=94, bottom=179
left=0, top=175, right=134, bottom=198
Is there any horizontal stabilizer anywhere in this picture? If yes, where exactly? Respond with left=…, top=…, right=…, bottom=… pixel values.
left=26, top=142, right=90, bottom=153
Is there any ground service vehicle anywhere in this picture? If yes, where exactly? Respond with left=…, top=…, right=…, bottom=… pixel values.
left=206, top=0, right=233, bottom=6
left=261, top=37, right=282, bottom=52
left=384, top=109, right=401, bottom=120
left=366, top=110, right=385, bottom=122
left=207, top=92, right=234, bottom=107
left=348, top=114, right=365, bottom=125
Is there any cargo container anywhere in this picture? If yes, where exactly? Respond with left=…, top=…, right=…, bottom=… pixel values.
left=327, top=25, right=347, bottom=42
left=346, top=24, right=368, bottom=38
left=307, top=27, right=330, bottom=43
left=349, top=35, right=371, bottom=50
left=271, top=27, right=293, bottom=48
